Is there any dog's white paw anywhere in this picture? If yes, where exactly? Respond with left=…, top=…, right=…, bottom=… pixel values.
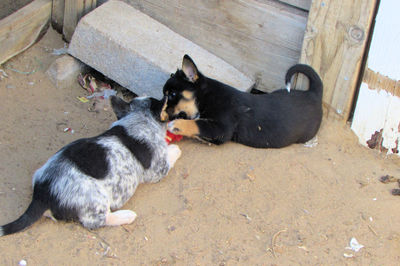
left=167, top=144, right=182, bottom=166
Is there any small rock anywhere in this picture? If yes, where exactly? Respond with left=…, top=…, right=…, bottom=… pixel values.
left=46, top=55, right=87, bottom=89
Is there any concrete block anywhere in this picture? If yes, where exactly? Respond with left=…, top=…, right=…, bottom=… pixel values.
left=68, top=0, right=253, bottom=98
left=46, top=55, right=86, bottom=89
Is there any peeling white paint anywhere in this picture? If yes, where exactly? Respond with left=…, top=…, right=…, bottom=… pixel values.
left=351, top=83, right=400, bottom=155
left=351, top=0, right=400, bottom=156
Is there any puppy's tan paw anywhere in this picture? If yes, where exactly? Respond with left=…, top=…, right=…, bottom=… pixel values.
left=168, top=119, right=199, bottom=137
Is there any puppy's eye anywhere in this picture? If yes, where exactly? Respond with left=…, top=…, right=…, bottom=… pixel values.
left=168, top=92, right=177, bottom=100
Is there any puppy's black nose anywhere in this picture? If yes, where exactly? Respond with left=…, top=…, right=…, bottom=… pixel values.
left=177, top=112, right=187, bottom=119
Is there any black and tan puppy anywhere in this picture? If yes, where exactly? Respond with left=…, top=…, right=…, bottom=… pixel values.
left=163, top=55, right=323, bottom=148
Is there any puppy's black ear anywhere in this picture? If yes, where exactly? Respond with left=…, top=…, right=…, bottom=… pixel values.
left=110, top=96, right=131, bottom=120
left=182, top=54, right=199, bottom=83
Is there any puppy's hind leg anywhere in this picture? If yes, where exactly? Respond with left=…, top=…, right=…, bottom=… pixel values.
left=167, top=144, right=182, bottom=167
left=105, top=210, right=137, bottom=226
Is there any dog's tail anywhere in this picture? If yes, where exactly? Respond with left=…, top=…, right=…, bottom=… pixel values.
left=0, top=198, right=48, bottom=237
left=285, top=64, right=323, bottom=98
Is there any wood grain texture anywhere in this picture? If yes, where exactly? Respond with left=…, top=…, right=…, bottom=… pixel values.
left=363, top=68, right=400, bottom=97
left=299, top=0, right=377, bottom=120
left=126, top=0, right=308, bottom=92
left=0, top=0, right=51, bottom=65
left=51, top=0, right=64, bottom=33
left=63, top=0, right=96, bottom=41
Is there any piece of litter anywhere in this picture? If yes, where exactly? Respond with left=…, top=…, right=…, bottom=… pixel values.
left=5, top=65, right=36, bottom=75
left=304, top=136, right=318, bottom=148
left=240, top=213, right=252, bottom=221
left=18, top=259, right=27, bottom=266
left=298, top=245, right=309, bottom=251
left=52, top=44, right=68, bottom=56
left=77, top=96, right=89, bottom=103
left=86, top=89, right=117, bottom=99
left=28, top=81, right=35, bottom=86
left=373, top=198, right=377, bottom=201
left=369, top=217, right=373, bottom=222
left=347, top=237, right=364, bottom=252
left=64, top=128, right=74, bottom=133
left=343, top=253, right=354, bottom=258
left=0, top=69, right=8, bottom=79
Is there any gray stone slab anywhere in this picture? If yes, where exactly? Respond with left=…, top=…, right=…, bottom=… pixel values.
left=68, top=0, right=253, bottom=98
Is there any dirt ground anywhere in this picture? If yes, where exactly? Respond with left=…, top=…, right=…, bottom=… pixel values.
left=0, top=28, right=399, bottom=265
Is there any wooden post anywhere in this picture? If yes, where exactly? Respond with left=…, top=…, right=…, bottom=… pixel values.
left=63, top=0, right=96, bottom=42
left=0, top=0, right=51, bottom=65
left=51, top=0, right=65, bottom=34
left=299, top=0, right=377, bottom=121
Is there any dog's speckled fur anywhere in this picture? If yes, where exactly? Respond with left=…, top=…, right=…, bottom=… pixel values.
left=0, top=96, right=181, bottom=236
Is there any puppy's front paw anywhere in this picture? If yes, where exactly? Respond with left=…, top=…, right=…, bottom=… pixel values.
left=168, top=119, right=199, bottom=137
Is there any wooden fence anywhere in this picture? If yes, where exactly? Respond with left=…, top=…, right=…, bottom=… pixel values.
left=0, top=0, right=379, bottom=121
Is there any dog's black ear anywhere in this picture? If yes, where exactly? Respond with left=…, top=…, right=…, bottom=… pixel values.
left=182, top=54, right=199, bottom=83
left=110, top=96, right=131, bottom=120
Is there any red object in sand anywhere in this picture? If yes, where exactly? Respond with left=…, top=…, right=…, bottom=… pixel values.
left=165, top=131, right=183, bottom=144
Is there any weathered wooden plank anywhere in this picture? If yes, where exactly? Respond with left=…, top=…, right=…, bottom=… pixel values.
left=51, top=0, right=64, bottom=33
left=278, top=0, right=311, bottom=11
left=63, top=0, right=96, bottom=42
left=126, top=0, right=308, bottom=92
left=0, top=0, right=51, bottom=65
left=299, top=0, right=377, bottom=120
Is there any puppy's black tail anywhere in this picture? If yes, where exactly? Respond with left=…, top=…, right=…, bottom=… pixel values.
left=285, top=64, right=323, bottom=98
left=0, top=198, right=48, bottom=237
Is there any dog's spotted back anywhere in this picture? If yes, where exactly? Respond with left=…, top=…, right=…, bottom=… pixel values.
left=0, top=96, right=181, bottom=236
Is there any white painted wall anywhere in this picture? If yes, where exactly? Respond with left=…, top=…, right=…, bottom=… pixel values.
left=351, top=0, right=400, bottom=156
left=367, top=0, right=400, bottom=80
left=352, top=83, right=400, bottom=154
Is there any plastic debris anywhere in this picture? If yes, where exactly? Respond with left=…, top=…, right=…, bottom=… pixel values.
left=0, top=69, right=8, bottom=80
left=77, top=96, right=89, bottom=103
left=4, top=65, right=36, bottom=75
left=78, top=73, right=112, bottom=94
left=304, top=136, right=318, bottom=148
left=52, top=44, right=68, bottom=56
left=343, top=253, right=354, bottom=258
left=64, top=128, right=75, bottom=134
left=18, top=259, right=27, bottom=266
left=346, top=237, right=364, bottom=252
left=86, top=89, right=116, bottom=99
left=240, top=213, right=252, bottom=221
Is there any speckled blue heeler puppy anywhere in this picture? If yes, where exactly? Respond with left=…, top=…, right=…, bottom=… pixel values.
left=0, top=96, right=181, bottom=236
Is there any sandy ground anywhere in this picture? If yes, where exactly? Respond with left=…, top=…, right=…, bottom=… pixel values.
left=0, top=28, right=399, bottom=265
